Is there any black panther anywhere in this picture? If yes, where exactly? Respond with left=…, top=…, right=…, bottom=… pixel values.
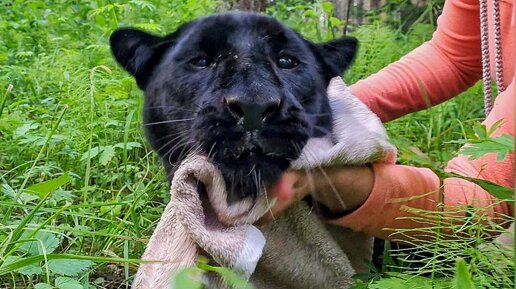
left=110, top=12, right=357, bottom=202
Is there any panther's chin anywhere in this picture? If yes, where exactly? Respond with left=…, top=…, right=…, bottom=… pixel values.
left=211, top=150, right=292, bottom=202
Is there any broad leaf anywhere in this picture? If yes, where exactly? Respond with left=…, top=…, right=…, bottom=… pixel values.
left=14, top=123, right=39, bottom=139
left=80, top=146, right=101, bottom=162
left=55, top=277, right=83, bottom=289
left=1, top=256, right=42, bottom=276
left=445, top=173, right=514, bottom=201
left=18, top=231, right=62, bottom=256
left=48, top=259, right=95, bottom=276
left=99, top=145, right=115, bottom=165
left=460, top=134, right=514, bottom=161
left=25, top=173, right=71, bottom=198
left=0, top=253, right=144, bottom=276
left=174, top=267, right=204, bottom=289
left=455, top=258, right=475, bottom=289
left=2, top=183, right=38, bottom=203
left=369, top=273, right=448, bottom=289
left=34, top=283, right=54, bottom=289
left=114, top=142, right=142, bottom=150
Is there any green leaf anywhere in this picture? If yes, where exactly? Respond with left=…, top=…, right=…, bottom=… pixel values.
left=14, top=262, right=43, bottom=275
left=80, top=146, right=101, bottom=162
left=99, top=145, right=115, bottom=166
left=303, top=10, right=317, bottom=18
left=460, top=134, right=514, bottom=161
left=2, top=183, right=39, bottom=203
left=321, top=1, right=334, bottom=12
left=18, top=231, right=62, bottom=256
left=14, top=123, right=39, bottom=139
left=455, top=258, right=475, bottom=289
left=486, top=119, right=504, bottom=136
left=472, top=124, right=486, bottom=139
left=114, top=142, right=142, bottom=150
left=34, top=283, right=54, bottom=289
left=200, top=262, right=254, bottom=289
left=50, top=189, right=76, bottom=203
left=0, top=254, right=145, bottom=276
left=48, top=259, right=95, bottom=276
left=134, top=22, right=163, bottom=32
left=4, top=190, right=55, bottom=256
left=368, top=273, right=447, bottom=289
left=2, top=256, right=42, bottom=275
left=445, top=172, right=514, bottom=201
left=174, top=267, right=204, bottom=289
left=25, top=173, right=71, bottom=198
left=130, top=0, right=156, bottom=11
left=1, top=183, right=16, bottom=197
left=329, top=16, right=342, bottom=26
left=55, top=277, right=83, bottom=289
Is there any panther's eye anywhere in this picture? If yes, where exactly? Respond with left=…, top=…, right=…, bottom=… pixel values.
left=190, top=56, right=211, bottom=68
left=277, top=56, right=299, bottom=69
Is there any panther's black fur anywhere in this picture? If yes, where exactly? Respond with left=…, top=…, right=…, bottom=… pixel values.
left=110, top=12, right=357, bottom=201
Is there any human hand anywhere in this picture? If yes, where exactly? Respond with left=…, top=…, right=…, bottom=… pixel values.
left=256, top=165, right=375, bottom=225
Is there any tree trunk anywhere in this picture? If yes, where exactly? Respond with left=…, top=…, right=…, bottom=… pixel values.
left=331, top=0, right=350, bottom=20
left=237, top=0, right=268, bottom=12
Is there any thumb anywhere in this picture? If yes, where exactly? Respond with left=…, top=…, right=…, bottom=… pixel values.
left=269, top=171, right=300, bottom=202
left=255, top=171, right=306, bottom=226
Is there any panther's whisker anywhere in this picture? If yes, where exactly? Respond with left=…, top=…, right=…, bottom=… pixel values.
left=189, top=145, right=203, bottom=160
left=152, top=131, right=186, bottom=142
left=206, top=142, right=217, bottom=160
left=257, top=169, right=265, bottom=204
left=252, top=170, right=259, bottom=196
left=305, top=112, right=333, bottom=117
left=142, top=132, right=187, bottom=159
left=263, top=185, right=276, bottom=223
left=144, top=106, right=198, bottom=112
left=165, top=138, right=193, bottom=165
left=171, top=142, right=199, bottom=166
left=290, top=140, right=327, bottom=210
left=179, top=141, right=201, bottom=162
left=144, top=118, right=195, bottom=126
left=155, top=133, right=189, bottom=154
left=303, top=145, right=347, bottom=211
left=258, top=169, right=263, bottom=194
left=311, top=123, right=332, bottom=131
left=246, top=163, right=257, bottom=177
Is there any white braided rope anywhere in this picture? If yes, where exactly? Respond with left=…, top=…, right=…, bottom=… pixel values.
left=480, top=0, right=494, bottom=115
left=479, top=0, right=504, bottom=115
left=492, top=0, right=505, bottom=92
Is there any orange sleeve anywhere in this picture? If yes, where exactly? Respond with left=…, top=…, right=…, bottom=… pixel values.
left=330, top=83, right=514, bottom=240
left=350, top=0, right=483, bottom=122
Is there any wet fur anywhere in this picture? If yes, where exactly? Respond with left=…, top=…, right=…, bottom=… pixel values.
left=110, top=12, right=357, bottom=201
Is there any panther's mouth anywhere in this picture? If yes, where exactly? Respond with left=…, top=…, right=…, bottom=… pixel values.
left=194, top=108, right=310, bottom=201
left=213, top=142, right=292, bottom=202
left=229, top=146, right=263, bottom=160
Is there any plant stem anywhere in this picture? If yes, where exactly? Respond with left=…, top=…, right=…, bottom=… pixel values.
left=0, top=84, right=13, bottom=118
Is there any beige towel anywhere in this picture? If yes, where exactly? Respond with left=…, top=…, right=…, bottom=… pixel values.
left=132, top=77, right=397, bottom=289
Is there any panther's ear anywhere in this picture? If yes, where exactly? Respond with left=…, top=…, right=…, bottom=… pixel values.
left=313, top=36, right=358, bottom=82
left=110, top=28, right=171, bottom=89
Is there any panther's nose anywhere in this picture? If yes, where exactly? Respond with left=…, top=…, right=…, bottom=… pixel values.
left=224, top=97, right=281, bottom=130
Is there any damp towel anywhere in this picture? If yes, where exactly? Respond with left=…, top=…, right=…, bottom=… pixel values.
left=132, top=77, right=397, bottom=289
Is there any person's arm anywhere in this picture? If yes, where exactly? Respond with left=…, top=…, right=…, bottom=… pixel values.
left=350, top=0, right=483, bottom=122
left=264, top=83, right=514, bottom=240
left=330, top=84, right=514, bottom=240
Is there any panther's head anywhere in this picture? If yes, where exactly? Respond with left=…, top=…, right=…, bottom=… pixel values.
left=110, top=12, right=357, bottom=202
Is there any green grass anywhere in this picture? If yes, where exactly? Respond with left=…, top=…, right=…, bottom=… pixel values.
left=0, top=1, right=512, bottom=288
